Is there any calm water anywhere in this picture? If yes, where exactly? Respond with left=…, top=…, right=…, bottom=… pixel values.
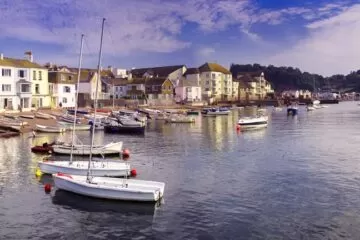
left=1, top=102, right=360, bottom=239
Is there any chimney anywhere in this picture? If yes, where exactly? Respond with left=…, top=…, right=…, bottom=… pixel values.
left=24, top=51, right=33, bottom=62
left=0, top=53, right=3, bottom=60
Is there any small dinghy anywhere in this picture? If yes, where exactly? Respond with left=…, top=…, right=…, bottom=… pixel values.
left=39, top=159, right=130, bottom=177
left=52, top=141, right=124, bottom=156
left=20, top=114, right=35, bottom=119
left=53, top=173, right=165, bottom=202
left=31, top=141, right=55, bottom=153
left=35, top=124, right=66, bottom=133
left=238, top=115, right=268, bottom=130
left=35, top=112, right=56, bottom=119
left=58, top=122, right=91, bottom=131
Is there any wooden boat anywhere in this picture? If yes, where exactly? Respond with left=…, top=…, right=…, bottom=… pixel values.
left=59, top=114, right=82, bottom=124
left=52, top=141, right=124, bottom=156
left=35, top=124, right=66, bottom=133
left=35, top=112, right=55, bottom=119
left=0, top=130, right=20, bottom=138
left=58, top=122, right=91, bottom=131
left=238, top=115, right=268, bottom=130
left=20, top=114, right=35, bottom=119
left=31, top=141, right=55, bottom=153
left=4, top=113, right=18, bottom=120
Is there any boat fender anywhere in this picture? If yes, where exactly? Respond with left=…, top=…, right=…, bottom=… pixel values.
left=130, top=169, right=137, bottom=177
left=123, top=149, right=130, bottom=158
left=236, top=124, right=241, bottom=131
left=44, top=184, right=52, bottom=193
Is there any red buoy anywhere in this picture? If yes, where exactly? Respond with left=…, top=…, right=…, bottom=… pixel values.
left=44, top=184, right=52, bottom=193
left=130, top=169, right=137, bottom=177
left=123, top=149, right=130, bottom=158
left=236, top=124, right=241, bottom=131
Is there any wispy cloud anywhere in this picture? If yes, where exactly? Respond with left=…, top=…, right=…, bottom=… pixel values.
left=266, top=4, right=360, bottom=76
left=0, top=0, right=353, bottom=69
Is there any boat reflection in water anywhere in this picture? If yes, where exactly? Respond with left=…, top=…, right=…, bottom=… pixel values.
left=52, top=189, right=161, bottom=216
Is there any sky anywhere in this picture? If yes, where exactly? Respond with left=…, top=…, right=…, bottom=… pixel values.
left=0, top=0, right=359, bottom=76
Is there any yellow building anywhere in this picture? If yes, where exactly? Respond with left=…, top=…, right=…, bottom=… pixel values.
left=25, top=52, right=50, bottom=108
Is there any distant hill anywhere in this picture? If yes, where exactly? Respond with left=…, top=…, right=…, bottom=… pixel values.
left=230, top=63, right=360, bottom=92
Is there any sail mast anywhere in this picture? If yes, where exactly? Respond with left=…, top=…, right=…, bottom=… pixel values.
left=70, top=34, right=84, bottom=164
left=87, top=18, right=106, bottom=182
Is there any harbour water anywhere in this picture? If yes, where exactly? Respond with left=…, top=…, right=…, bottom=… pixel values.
left=1, top=102, right=360, bottom=239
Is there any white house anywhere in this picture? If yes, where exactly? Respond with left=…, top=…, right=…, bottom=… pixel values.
left=48, top=66, right=77, bottom=108
left=175, top=68, right=202, bottom=102
left=112, top=68, right=128, bottom=78
left=198, top=62, right=236, bottom=102
left=0, top=53, right=38, bottom=112
left=104, top=78, right=128, bottom=99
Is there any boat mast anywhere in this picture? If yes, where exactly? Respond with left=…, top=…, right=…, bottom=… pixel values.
left=70, top=34, right=84, bottom=164
left=87, top=18, right=106, bottom=182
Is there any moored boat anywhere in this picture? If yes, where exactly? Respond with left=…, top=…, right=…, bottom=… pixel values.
left=53, top=173, right=165, bottom=202
left=35, top=112, right=56, bottom=119
left=35, top=124, right=66, bottom=133
left=58, top=122, right=91, bottom=131
left=0, top=130, right=20, bottom=138
left=202, top=107, right=230, bottom=116
left=31, top=141, right=55, bottom=153
left=238, top=115, right=268, bottom=130
left=52, top=141, right=124, bottom=156
left=20, top=114, right=35, bottom=119
left=165, top=115, right=195, bottom=123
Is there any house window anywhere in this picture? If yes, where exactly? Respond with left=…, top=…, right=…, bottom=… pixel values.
left=39, top=71, right=42, bottom=80
left=61, top=75, right=65, bottom=81
left=2, top=69, right=11, bottom=77
left=21, top=84, right=30, bottom=93
left=206, top=80, right=209, bottom=85
left=205, top=88, right=209, bottom=91
left=206, top=73, right=209, bottom=77
left=18, top=70, right=26, bottom=78
left=2, top=84, right=11, bottom=92
left=119, top=87, right=123, bottom=92
left=68, top=76, right=72, bottom=81
left=186, top=87, right=191, bottom=92
left=35, top=84, right=40, bottom=94
left=62, top=97, right=67, bottom=103
left=63, top=86, right=71, bottom=93
left=33, top=71, right=36, bottom=80
left=212, top=73, right=215, bottom=78
left=168, top=86, right=171, bottom=90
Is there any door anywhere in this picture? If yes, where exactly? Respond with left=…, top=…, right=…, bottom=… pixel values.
left=4, top=98, right=7, bottom=108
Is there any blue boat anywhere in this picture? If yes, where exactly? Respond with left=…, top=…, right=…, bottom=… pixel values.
left=201, top=107, right=230, bottom=116
left=287, top=106, right=298, bottom=116
left=67, top=109, right=89, bottom=115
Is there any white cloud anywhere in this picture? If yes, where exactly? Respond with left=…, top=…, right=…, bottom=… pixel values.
left=0, top=0, right=352, bottom=69
left=198, top=47, right=215, bottom=57
left=266, top=4, right=360, bottom=76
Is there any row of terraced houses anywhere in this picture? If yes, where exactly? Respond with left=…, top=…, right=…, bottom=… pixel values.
left=0, top=51, right=275, bottom=111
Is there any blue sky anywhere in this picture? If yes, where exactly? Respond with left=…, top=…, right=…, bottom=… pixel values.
left=0, top=0, right=359, bottom=76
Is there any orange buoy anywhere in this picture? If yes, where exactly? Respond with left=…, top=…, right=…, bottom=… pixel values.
left=44, top=184, right=52, bottom=193
left=130, top=169, right=137, bottom=177
left=123, top=149, right=130, bottom=159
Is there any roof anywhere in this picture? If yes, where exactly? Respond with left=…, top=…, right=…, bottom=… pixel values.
left=17, top=79, right=31, bottom=84
left=145, top=77, right=168, bottom=86
left=236, top=79, right=251, bottom=89
left=198, top=62, right=230, bottom=74
left=48, top=72, right=77, bottom=84
left=0, top=57, right=46, bottom=69
left=184, top=68, right=199, bottom=76
left=131, top=65, right=184, bottom=78
left=111, top=78, right=128, bottom=86
left=128, top=78, right=146, bottom=85
left=177, top=78, right=199, bottom=87
left=235, top=74, right=254, bottom=83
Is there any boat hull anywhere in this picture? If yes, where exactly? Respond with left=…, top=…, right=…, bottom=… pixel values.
left=35, top=124, right=66, bottom=133
left=52, top=142, right=123, bottom=156
left=104, top=125, right=145, bottom=135
left=53, top=174, right=165, bottom=202
left=39, top=161, right=130, bottom=177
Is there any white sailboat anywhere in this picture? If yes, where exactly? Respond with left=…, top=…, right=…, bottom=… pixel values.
left=38, top=33, right=130, bottom=177
left=53, top=18, right=165, bottom=202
